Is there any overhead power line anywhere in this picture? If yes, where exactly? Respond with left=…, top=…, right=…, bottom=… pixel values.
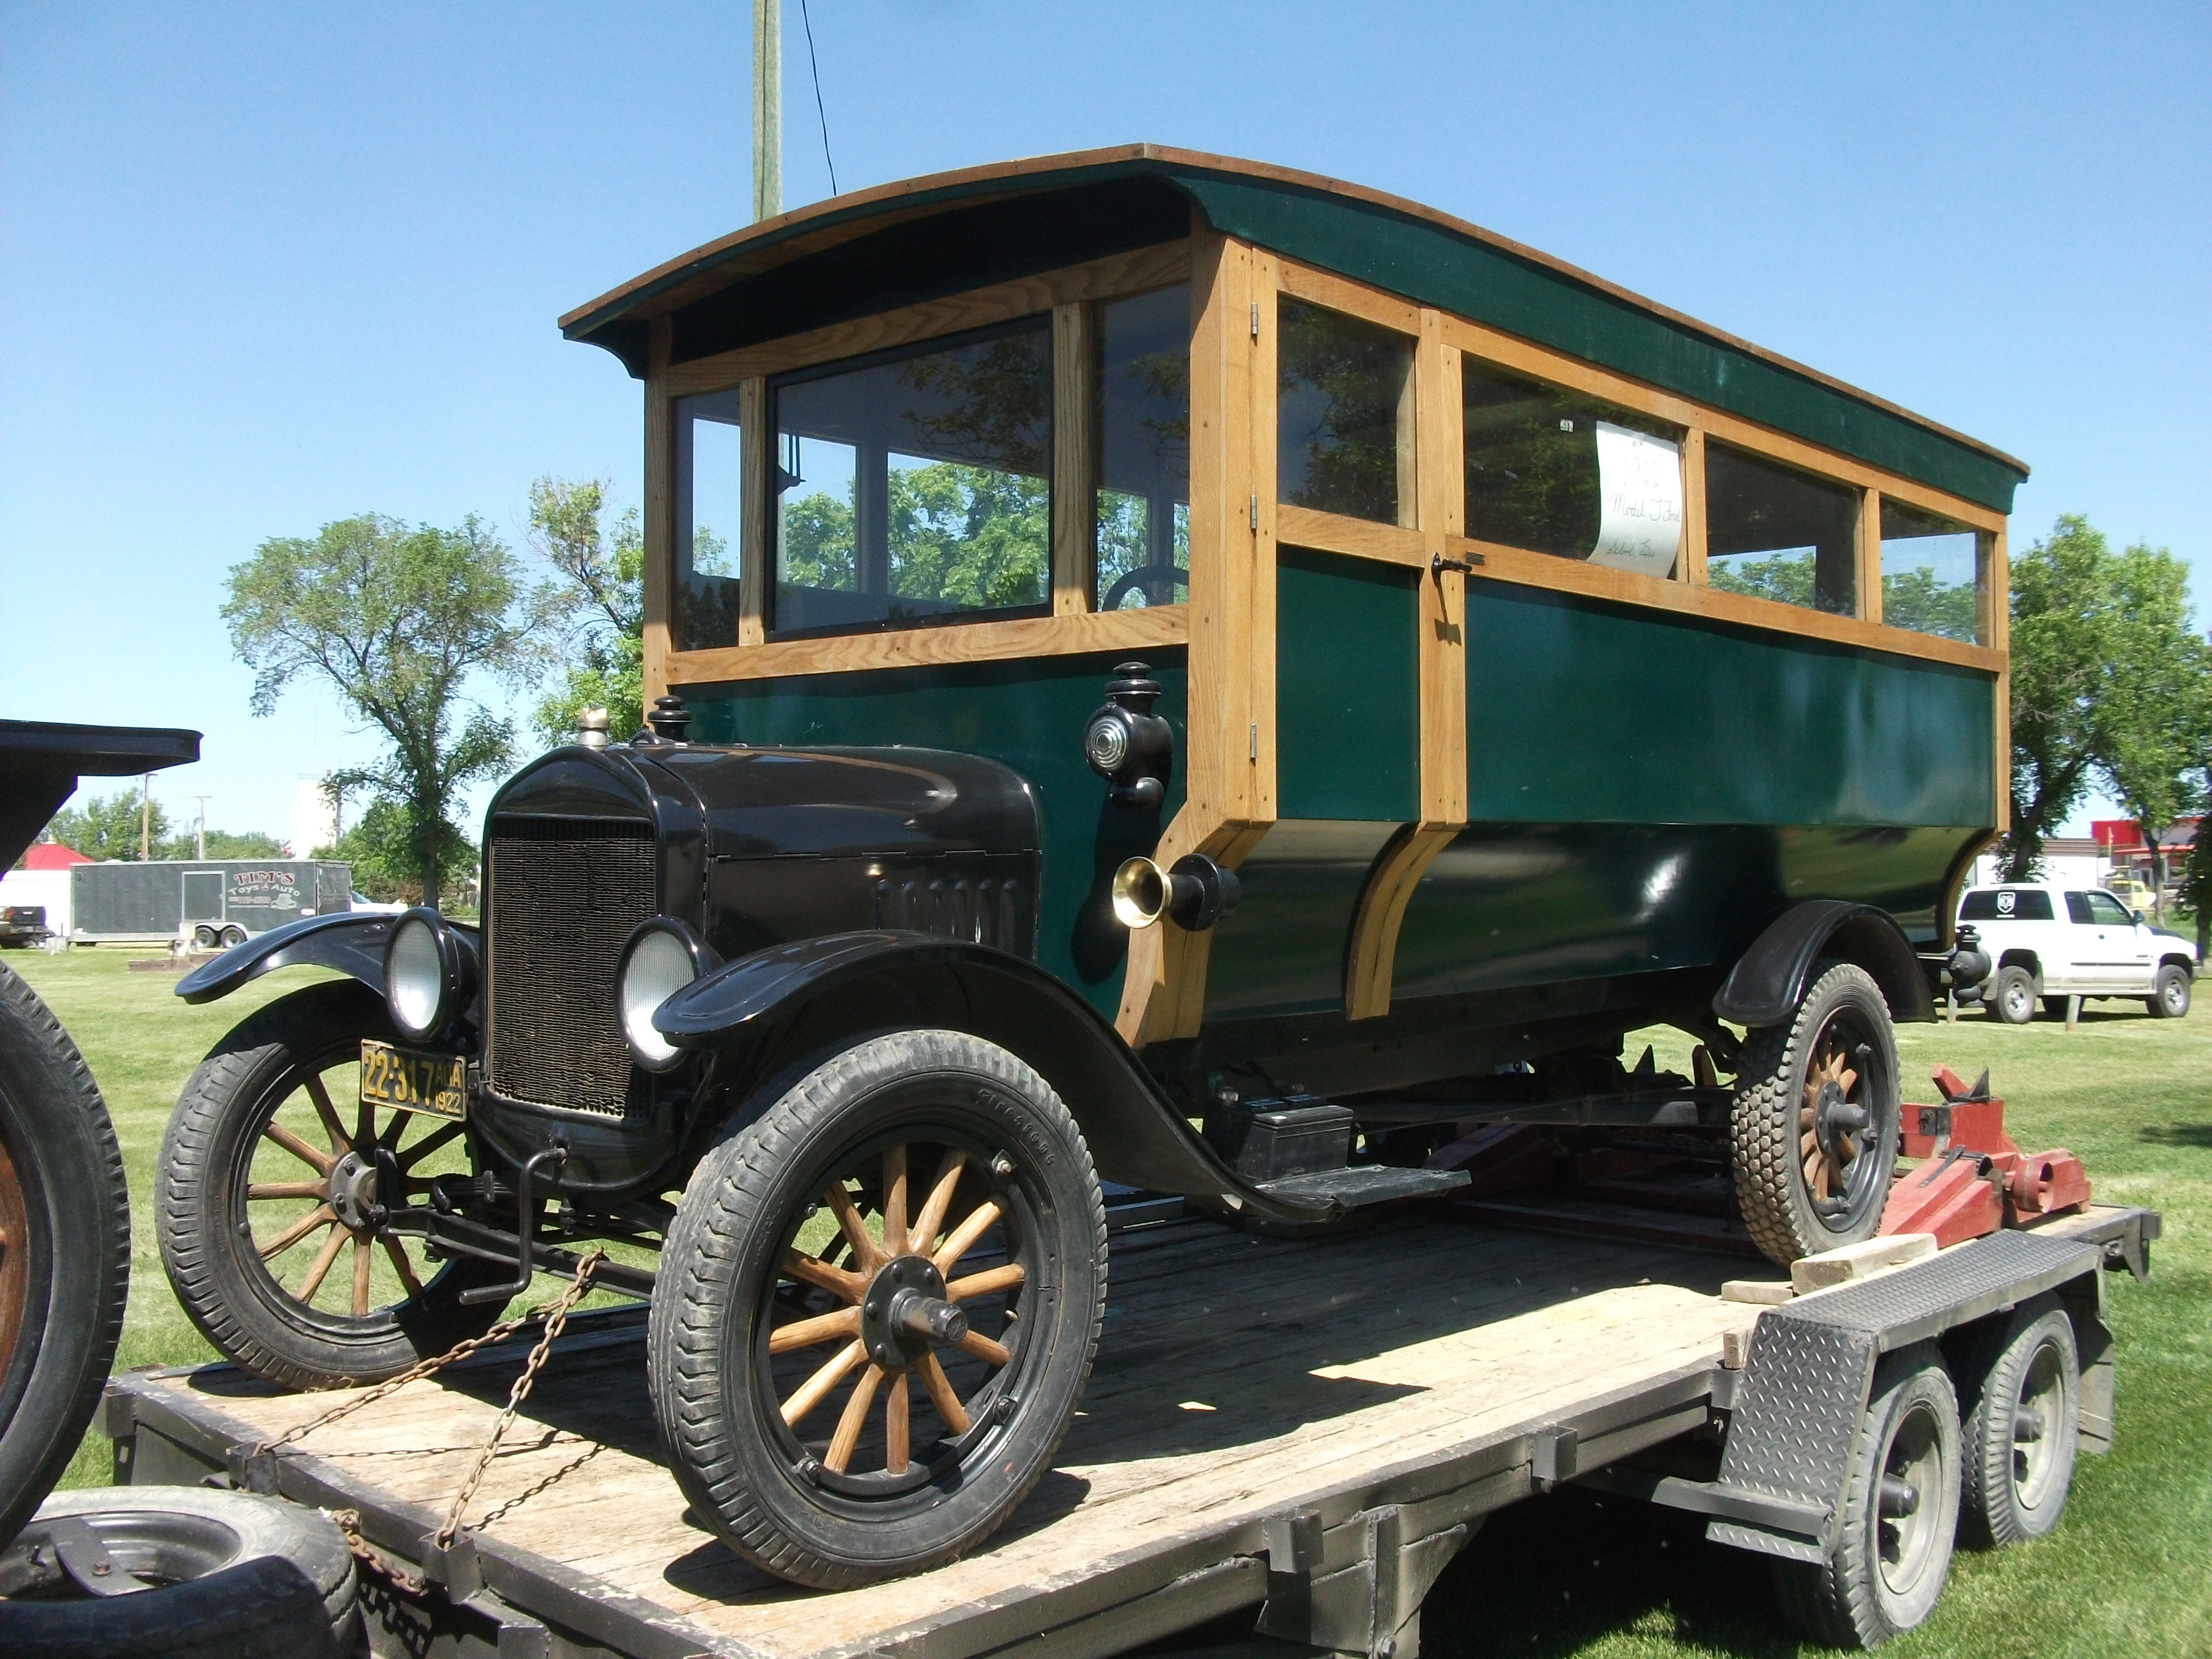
left=799, top=0, right=837, bottom=197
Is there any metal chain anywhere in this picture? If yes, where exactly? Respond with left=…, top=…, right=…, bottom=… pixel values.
left=251, top=1248, right=609, bottom=1556
left=327, top=1506, right=427, bottom=1596
left=434, top=1248, right=607, bottom=1548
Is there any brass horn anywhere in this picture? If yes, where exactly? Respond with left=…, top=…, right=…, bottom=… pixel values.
left=1111, top=854, right=1240, bottom=932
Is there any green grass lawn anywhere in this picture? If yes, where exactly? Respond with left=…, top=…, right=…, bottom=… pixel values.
left=8, top=947, right=2208, bottom=1654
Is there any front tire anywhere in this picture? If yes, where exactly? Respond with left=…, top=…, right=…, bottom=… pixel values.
left=1730, top=961, right=1902, bottom=1267
left=2149, top=963, right=2191, bottom=1019
left=1771, top=1346, right=1961, bottom=1648
left=648, top=1029, right=1106, bottom=1589
left=156, top=979, right=506, bottom=1389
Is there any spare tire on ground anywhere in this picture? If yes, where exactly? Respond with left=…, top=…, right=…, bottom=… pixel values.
left=0, top=961, right=132, bottom=1543
left=0, top=1485, right=357, bottom=1659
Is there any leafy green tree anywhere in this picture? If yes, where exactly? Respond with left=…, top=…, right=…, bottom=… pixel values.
left=2004, top=517, right=2121, bottom=877
left=45, top=788, right=167, bottom=861
left=158, top=828, right=287, bottom=861
left=225, top=513, right=542, bottom=909
left=527, top=478, right=645, bottom=747
left=313, top=798, right=472, bottom=905
left=1880, top=567, right=1978, bottom=642
left=2092, top=540, right=2205, bottom=918
left=1709, top=552, right=1817, bottom=609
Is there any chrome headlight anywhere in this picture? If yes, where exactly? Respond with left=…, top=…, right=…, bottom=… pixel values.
left=384, top=909, right=471, bottom=1041
left=617, top=918, right=718, bottom=1072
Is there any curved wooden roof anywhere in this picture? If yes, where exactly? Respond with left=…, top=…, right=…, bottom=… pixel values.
left=562, top=145, right=2026, bottom=512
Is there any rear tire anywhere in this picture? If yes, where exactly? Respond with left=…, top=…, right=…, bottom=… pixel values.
left=1989, top=966, right=2036, bottom=1024
left=1770, top=1346, right=1961, bottom=1648
left=2149, top=964, right=2190, bottom=1019
left=0, top=1485, right=356, bottom=1658
left=0, top=963, right=130, bottom=1544
left=649, top=1029, right=1106, bottom=1588
left=1729, top=961, right=1901, bottom=1267
left=1955, top=1297, right=2079, bottom=1547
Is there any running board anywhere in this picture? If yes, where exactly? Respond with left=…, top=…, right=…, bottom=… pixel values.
left=1255, top=1165, right=1470, bottom=1210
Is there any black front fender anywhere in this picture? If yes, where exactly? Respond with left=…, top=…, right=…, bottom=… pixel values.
left=174, top=911, right=459, bottom=1006
left=655, top=931, right=1328, bottom=1221
left=1713, top=900, right=1936, bottom=1028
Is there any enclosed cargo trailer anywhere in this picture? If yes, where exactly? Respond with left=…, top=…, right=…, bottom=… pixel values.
left=70, top=858, right=351, bottom=945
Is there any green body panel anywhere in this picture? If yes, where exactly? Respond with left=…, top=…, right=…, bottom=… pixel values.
left=683, top=649, right=1185, bottom=1018
left=1275, top=547, right=1420, bottom=821
left=1463, top=580, right=1996, bottom=826
left=1204, top=821, right=1400, bottom=1017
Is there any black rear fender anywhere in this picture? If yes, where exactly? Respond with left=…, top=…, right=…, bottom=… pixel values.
left=1713, top=900, right=1936, bottom=1028
left=655, top=932, right=1315, bottom=1218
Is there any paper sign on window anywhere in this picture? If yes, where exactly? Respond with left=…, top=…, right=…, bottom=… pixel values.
left=1589, top=422, right=1683, bottom=577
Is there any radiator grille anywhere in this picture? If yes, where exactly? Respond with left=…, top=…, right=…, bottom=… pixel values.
left=485, top=817, right=656, bottom=1116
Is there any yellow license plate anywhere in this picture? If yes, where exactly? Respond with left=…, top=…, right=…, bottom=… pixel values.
left=360, top=1039, right=467, bottom=1120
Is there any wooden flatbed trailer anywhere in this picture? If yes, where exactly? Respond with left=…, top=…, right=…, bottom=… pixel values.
left=103, top=1198, right=2154, bottom=1659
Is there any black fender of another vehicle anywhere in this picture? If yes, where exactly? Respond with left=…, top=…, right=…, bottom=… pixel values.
left=1713, top=900, right=1937, bottom=1028
left=653, top=930, right=1329, bottom=1221
left=174, top=911, right=448, bottom=1006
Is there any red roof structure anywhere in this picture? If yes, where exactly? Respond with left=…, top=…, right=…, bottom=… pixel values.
left=22, top=842, right=91, bottom=870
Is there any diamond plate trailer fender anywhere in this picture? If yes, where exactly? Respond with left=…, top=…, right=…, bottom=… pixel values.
left=1693, top=1230, right=2105, bottom=1562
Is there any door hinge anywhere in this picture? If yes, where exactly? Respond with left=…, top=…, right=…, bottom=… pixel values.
left=1249, top=723, right=1259, bottom=761
left=1251, top=301, right=1261, bottom=339
left=1250, top=494, right=1259, bottom=531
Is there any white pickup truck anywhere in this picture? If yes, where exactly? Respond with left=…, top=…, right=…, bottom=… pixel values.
left=1958, top=881, right=2198, bottom=1023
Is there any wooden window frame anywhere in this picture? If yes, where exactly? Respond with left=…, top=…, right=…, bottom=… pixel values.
left=645, top=240, right=1195, bottom=692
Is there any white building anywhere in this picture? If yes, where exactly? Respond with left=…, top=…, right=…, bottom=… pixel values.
left=293, top=776, right=337, bottom=859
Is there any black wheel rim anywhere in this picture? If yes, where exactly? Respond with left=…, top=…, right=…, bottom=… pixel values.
left=752, top=1115, right=1043, bottom=1505
left=229, top=1031, right=475, bottom=1327
left=1797, top=1006, right=1892, bottom=1231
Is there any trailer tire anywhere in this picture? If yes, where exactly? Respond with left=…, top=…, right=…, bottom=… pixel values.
left=1771, top=1345, right=1961, bottom=1648
left=0, top=1485, right=356, bottom=1658
left=1955, top=1296, right=2079, bottom=1547
left=1729, top=959, right=1901, bottom=1267
left=649, top=1029, right=1106, bottom=1589
left=0, top=962, right=132, bottom=1544
left=157, top=980, right=507, bottom=1390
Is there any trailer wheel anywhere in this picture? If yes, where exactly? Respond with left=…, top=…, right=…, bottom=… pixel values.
left=157, top=979, right=507, bottom=1389
left=219, top=926, right=247, bottom=949
left=0, top=964, right=131, bottom=1543
left=0, top=1485, right=356, bottom=1658
left=1729, top=959, right=1902, bottom=1266
left=2148, top=963, right=2191, bottom=1019
left=649, top=1029, right=1106, bottom=1589
left=1771, top=1345, right=1961, bottom=1648
left=1989, top=965, right=2036, bottom=1024
left=1955, top=1296, right=2079, bottom=1547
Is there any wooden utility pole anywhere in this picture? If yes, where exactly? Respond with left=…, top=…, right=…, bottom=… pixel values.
left=752, top=0, right=781, bottom=223
left=139, top=773, right=152, bottom=860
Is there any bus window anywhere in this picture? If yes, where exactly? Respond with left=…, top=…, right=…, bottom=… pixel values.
left=1461, top=360, right=1683, bottom=577
left=673, top=390, right=743, bottom=650
left=1094, top=285, right=1191, bottom=610
left=1277, top=298, right=1413, bottom=528
left=1705, top=442, right=1858, bottom=616
left=771, top=319, right=1052, bottom=638
left=1879, top=498, right=1980, bottom=641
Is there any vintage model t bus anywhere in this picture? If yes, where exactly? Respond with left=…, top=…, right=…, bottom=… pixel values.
left=162, top=148, right=2015, bottom=1590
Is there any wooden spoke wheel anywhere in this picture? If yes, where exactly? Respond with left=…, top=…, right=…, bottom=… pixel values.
left=158, top=980, right=507, bottom=1389
left=763, top=1134, right=1034, bottom=1497
left=650, top=1029, right=1106, bottom=1590
left=1730, top=959, right=1901, bottom=1266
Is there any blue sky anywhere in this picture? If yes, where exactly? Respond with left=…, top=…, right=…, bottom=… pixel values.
left=4, top=2, right=2206, bottom=842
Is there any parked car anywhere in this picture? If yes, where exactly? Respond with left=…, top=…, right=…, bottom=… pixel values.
left=0, top=905, right=49, bottom=948
left=1958, top=882, right=2197, bottom=1022
left=159, top=147, right=2017, bottom=1593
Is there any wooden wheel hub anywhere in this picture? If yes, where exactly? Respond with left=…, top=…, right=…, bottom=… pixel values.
left=859, top=1255, right=967, bottom=1369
